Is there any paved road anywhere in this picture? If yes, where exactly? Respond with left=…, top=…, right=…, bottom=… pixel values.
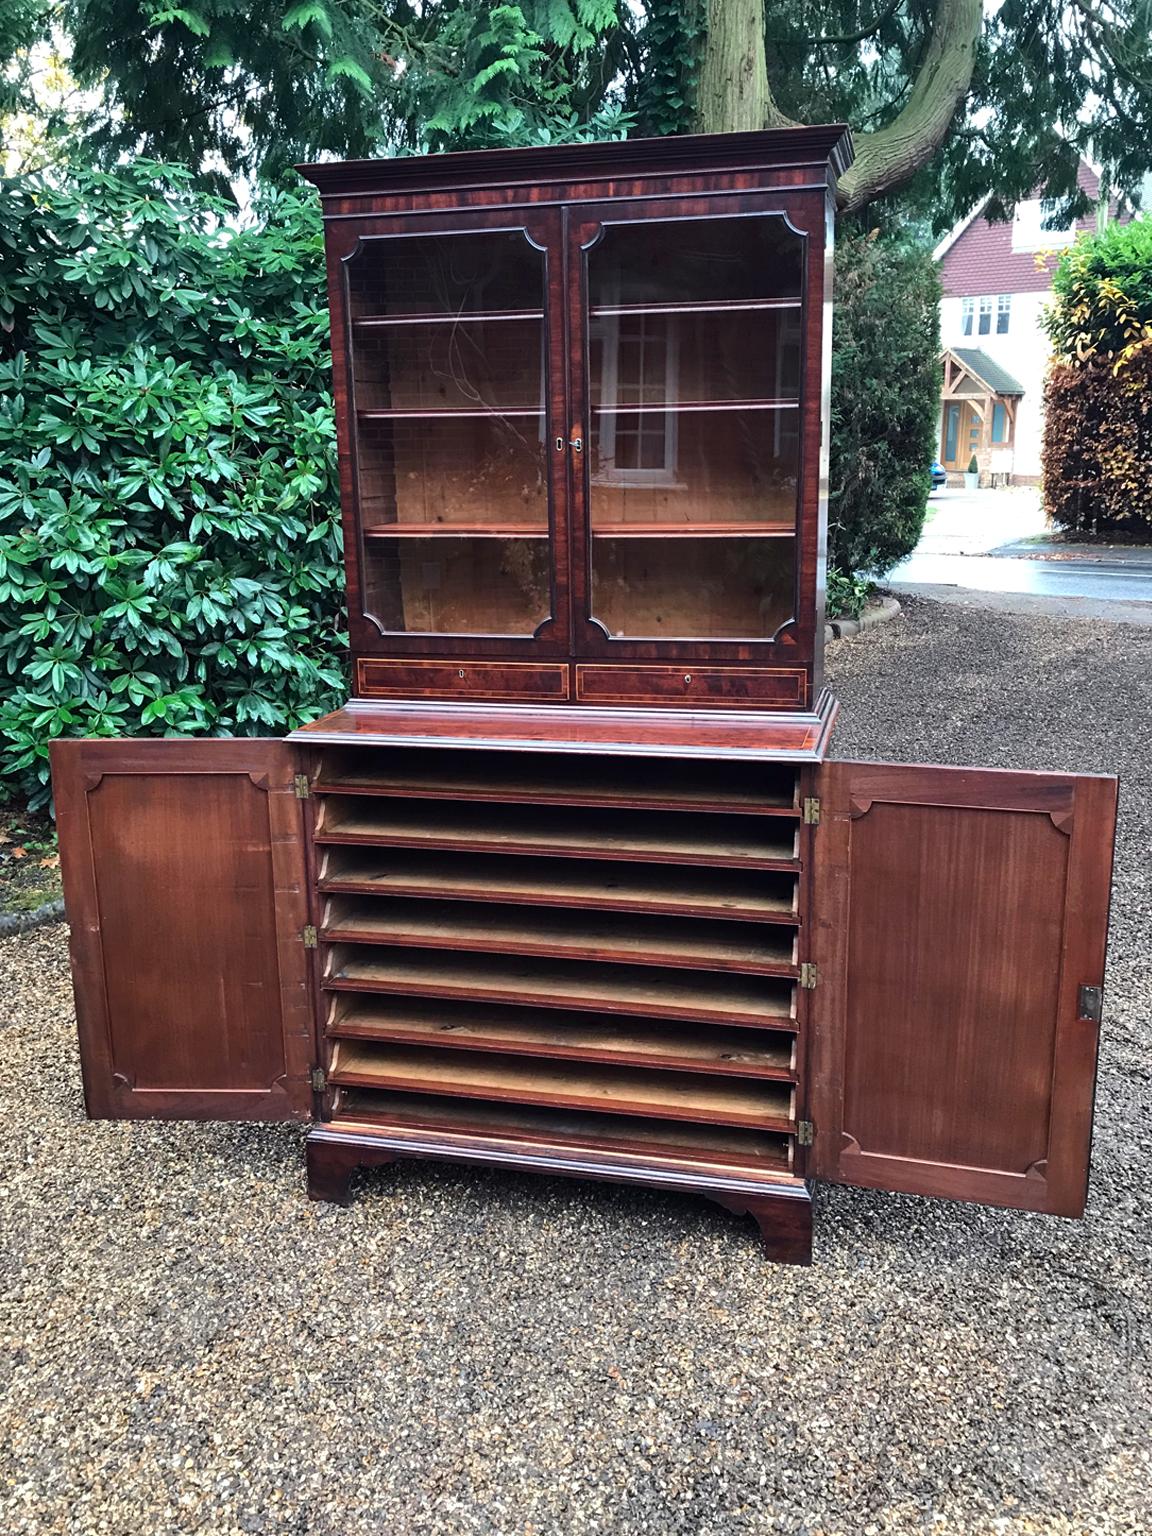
left=887, top=486, right=1152, bottom=622
left=890, top=551, right=1152, bottom=602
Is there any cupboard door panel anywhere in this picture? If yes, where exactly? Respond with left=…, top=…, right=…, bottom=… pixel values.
left=810, top=762, right=1116, bottom=1216
left=52, top=738, right=315, bottom=1120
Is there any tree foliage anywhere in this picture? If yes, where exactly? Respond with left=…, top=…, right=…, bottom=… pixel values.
left=1045, top=219, right=1152, bottom=365
left=1042, top=223, right=1152, bottom=536
left=30, top=0, right=1152, bottom=222
left=56, top=0, right=630, bottom=187
left=828, top=228, right=942, bottom=578
left=0, top=163, right=345, bottom=806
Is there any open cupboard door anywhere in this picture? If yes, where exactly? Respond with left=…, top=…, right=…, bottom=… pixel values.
left=52, top=738, right=315, bottom=1120
left=808, top=761, right=1117, bottom=1216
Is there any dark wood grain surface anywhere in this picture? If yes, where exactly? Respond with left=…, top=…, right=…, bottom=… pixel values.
left=289, top=693, right=839, bottom=760
left=51, top=738, right=316, bottom=1120
left=809, top=759, right=1117, bottom=1215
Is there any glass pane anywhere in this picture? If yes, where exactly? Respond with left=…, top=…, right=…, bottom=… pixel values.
left=358, top=416, right=548, bottom=533
left=592, top=537, right=793, bottom=639
left=586, top=214, right=802, bottom=638
left=353, top=316, right=542, bottom=413
left=347, top=231, right=543, bottom=319
left=346, top=229, right=551, bottom=637
left=588, top=217, right=803, bottom=306
left=364, top=535, right=550, bottom=635
left=944, top=405, right=960, bottom=462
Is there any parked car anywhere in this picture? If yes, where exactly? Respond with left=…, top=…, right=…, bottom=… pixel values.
left=930, top=459, right=947, bottom=490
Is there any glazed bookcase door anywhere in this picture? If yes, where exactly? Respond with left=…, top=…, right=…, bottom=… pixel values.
left=52, top=739, right=316, bottom=1120
left=808, top=761, right=1117, bottom=1217
left=565, top=193, right=823, bottom=666
left=328, top=208, right=570, bottom=657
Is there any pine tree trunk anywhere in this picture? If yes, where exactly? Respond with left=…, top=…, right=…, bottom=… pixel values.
left=694, top=0, right=787, bottom=134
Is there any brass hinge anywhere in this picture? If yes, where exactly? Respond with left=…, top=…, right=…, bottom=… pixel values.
left=802, top=796, right=821, bottom=825
left=799, top=962, right=819, bottom=989
left=310, top=1067, right=327, bottom=1093
left=301, top=924, right=318, bottom=948
left=1078, top=984, right=1103, bottom=1024
left=294, top=774, right=311, bottom=799
left=796, top=1120, right=814, bottom=1147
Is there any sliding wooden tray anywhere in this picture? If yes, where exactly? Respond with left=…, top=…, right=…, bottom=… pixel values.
left=328, top=1041, right=796, bottom=1130
left=325, top=995, right=797, bottom=1080
left=319, top=897, right=799, bottom=974
left=314, top=799, right=800, bottom=870
left=323, top=947, right=797, bottom=1028
left=327, top=1090, right=797, bottom=1181
left=312, top=745, right=799, bottom=816
left=317, top=849, right=798, bottom=923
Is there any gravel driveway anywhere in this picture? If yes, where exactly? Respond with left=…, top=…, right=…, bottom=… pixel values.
left=2, top=596, right=1150, bottom=1536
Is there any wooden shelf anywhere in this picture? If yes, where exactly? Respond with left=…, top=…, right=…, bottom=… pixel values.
left=313, top=748, right=800, bottom=817
left=327, top=997, right=796, bottom=1080
left=592, top=399, right=798, bottom=415
left=324, top=948, right=796, bottom=1029
left=361, top=524, right=549, bottom=540
left=589, top=298, right=801, bottom=318
left=591, top=522, right=795, bottom=539
left=353, top=309, right=544, bottom=327
left=315, top=801, right=800, bottom=869
left=320, top=897, right=798, bottom=975
left=329, top=1041, right=795, bottom=1131
left=331, top=1090, right=796, bottom=1179
left=357, top=406, right=543, bottom=420
left=319, top=850, right=798, bottom=923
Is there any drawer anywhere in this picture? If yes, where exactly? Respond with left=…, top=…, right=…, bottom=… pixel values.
left=357, top=658, right=569, bottom=702
left=575, top=665, right=808, bottom=709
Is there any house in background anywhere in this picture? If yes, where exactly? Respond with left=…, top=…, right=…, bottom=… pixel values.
left=934, top=162, right=1115, bottom=486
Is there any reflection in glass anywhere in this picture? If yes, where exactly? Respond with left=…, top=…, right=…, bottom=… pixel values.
left=586, top=214, right=803, bottom=639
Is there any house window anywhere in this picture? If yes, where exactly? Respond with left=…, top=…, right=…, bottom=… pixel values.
left=593, top=312, right=679, bottom=483
left=996, top=294, right=1011, bottom=334
left=1012, top=198, right=1076, bottom=252
left=978, top=296, right=993, bottom=336
left=992, top=403, right=1009, bottom=444
left=961, top=297, right=974, bottom=336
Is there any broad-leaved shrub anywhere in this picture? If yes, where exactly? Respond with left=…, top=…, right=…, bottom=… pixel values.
left=0, top=163, right=345, bottom=807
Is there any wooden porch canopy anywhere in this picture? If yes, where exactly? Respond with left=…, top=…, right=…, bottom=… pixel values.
left=940, top=348, right=1025, bottom=472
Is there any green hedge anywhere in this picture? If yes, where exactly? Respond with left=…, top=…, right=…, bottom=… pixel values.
left=1042, top=222, right=1152, bottom=536
left=0, top=164, right=346, bottom=808
left=829, top=229, right=942, bottom=582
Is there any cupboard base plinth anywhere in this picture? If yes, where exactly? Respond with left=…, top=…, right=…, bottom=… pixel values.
left=306, top=1132, right=396, bottom=1204
left=706, top=1190, right=813, bottom=1264
left=307, top=1119, right=813, bottom=1264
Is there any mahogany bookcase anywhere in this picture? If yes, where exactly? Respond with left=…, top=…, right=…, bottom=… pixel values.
left=50, top=128, right=1118, bottom=1264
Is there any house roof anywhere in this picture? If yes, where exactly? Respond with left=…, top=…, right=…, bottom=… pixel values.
left=948, top=348, right=1026, bottom=396
left=935, top=160, right=1117, bottom=298
left=933, top=197, right=991, bottom=263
